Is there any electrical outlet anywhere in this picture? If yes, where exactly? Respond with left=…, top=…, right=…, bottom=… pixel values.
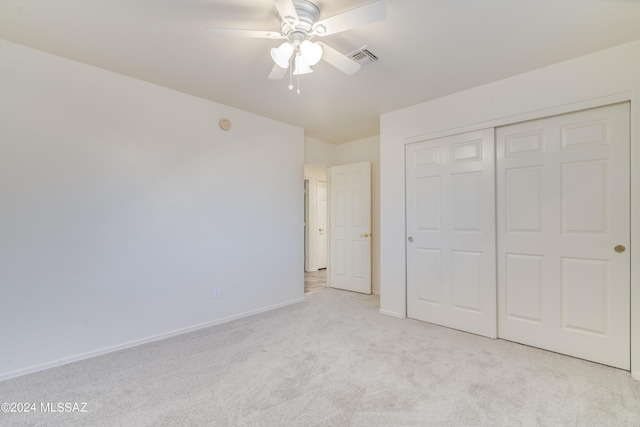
left=213, top=287, right=221, bottom=299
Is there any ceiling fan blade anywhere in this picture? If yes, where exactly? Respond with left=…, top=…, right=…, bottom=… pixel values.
left=206, top=27, right=284, bottom=39
left=273, top=0, right=300, bottom=26
left=313, top=0, right=387, bottom=36
left=268, top=64, right=288, bottom=80
left=317, top=42, right=361, bottom=75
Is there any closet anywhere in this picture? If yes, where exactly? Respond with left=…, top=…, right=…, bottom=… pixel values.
left=406, top=103, right=631, bottom=369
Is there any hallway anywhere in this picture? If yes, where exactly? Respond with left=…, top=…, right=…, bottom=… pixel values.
left=304, top=269, right=327, bottom=294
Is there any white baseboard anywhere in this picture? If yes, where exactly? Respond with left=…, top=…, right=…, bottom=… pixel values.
left=0, top=297, right=305, bottom=382
left=379, top=308, right=405, bottom=319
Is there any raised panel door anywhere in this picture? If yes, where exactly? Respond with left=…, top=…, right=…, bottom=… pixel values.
left=406, top=129, right=496, bottom=338
left=497, top=102, right=630, bottom=369
left=329, top=162, right=372, bottom=294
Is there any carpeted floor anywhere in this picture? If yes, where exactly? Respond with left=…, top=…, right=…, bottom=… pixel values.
left=1, top=288, right=638, bottom=426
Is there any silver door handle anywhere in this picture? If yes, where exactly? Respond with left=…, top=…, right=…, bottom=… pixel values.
left=408, top=236, right=414, bottom=242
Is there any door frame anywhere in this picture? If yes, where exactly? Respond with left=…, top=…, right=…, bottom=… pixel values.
left=401, top=93, right=638, bottom=378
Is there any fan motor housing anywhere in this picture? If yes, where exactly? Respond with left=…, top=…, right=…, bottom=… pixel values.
left=280, top=0, right=320, bottom=39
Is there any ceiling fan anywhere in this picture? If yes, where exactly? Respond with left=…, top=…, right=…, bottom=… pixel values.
left=206, top=0, right=387, bottom=92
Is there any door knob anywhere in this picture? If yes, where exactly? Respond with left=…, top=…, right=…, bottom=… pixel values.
left=319, top=228, right=324, bottom=232
left=408, top=236, right=414, bottom=242
left=360, top=233, right=370, bottom=238
left=614, top=245, right=626, bottom=253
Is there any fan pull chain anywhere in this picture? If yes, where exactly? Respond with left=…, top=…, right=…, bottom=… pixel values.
left=288, top=54, right=294, bottom=91
left=297, top=71, right=301, bottom=95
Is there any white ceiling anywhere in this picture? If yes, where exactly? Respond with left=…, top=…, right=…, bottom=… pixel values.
left=2, top=0, right=640, bottom=143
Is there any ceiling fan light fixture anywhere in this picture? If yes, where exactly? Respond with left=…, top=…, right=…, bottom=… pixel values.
left=293, top=54, right=313, bottom=75
left=207, top=0, right=389, bottom=92
left=270, top=42, right=294, bottom=68
left=300, top=40, right=323, bottom=66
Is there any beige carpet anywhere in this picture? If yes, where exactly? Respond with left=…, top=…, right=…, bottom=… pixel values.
left=1, top=288, right=638, bottom=426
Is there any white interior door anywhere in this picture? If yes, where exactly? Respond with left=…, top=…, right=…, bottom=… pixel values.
left=406, top=129, right=496, bottom=338
left=497, top=102, right=630, bottom=370
left=329, top=162, right=371, bottom=294
left=317, top=180, right=327, bottom=269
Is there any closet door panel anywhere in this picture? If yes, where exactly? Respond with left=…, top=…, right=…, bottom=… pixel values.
left=406, top=129, right=496, bottom=338
left=497, top=103, right=630, bottom=370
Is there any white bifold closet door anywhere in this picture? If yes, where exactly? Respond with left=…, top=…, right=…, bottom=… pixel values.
left=496, top=103, right=630, bottom=370
left=406, top=129, right=496, bottom=338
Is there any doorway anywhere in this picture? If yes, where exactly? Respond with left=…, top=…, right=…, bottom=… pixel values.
left=304, top=164, right=328, bottom=273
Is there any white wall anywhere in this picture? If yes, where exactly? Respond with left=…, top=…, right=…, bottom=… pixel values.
left=336, top=136, right=380, bottom=295
left=0, top=40, right=305, bottom=381
left=304, top=136, right=336, bottom=166
left=380, top=39, right=640, bottom=378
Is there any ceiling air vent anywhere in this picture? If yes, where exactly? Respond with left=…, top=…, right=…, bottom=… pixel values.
left=348, top=46, right=379, bottom=67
